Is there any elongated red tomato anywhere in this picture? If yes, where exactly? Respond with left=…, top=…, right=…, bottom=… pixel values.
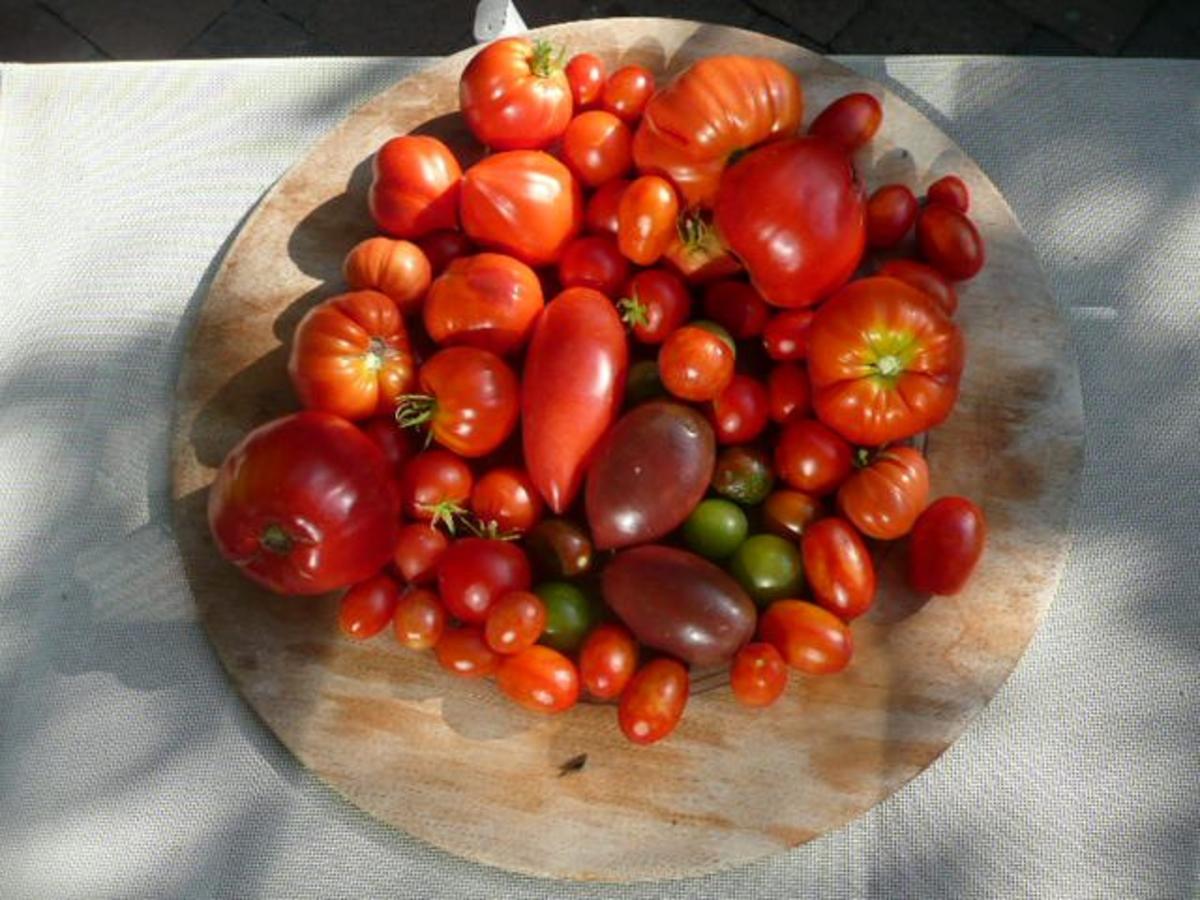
left=602, top=65, right=655, bottom=123
left=338, top=573, right=400, bottom=640
left=618, top=175, right=679, bottom=266
left=927, top=174, right=970, bottom=212
left=423, top=253, right=543, bottom=356
left=866, top=184, right=918, bottom=249
left=578, top=623, right=638, bottom=700
left=484, top=590, right=547, bottom=654
left=343, top=237, right=431, bottom=315
left=837, top=446, right=930, bottom=540
left=917, top=203, right=985, bottom=281
left=877, top=259, right=958, bottom=316
left=802, top=517, right=876, bottom=620
left=369, top=135, right=462, bottom=239
left=566, top=53, right=605, bottom=108
left=522, top=287, right=629, bottom=512
left=907, top=496, right=986, bottom=595
left=759, top=600, right=852, bottom=674
left=497, top=645, right=580, bottom=713
left=435, top=627, right=499, bottom=678
left=460, top=37, right=573, bottom=150
left=618, top=658, right=689, bottom=745
left=394, top=587, right=445, bottom=650
left=809, top=92, right=882, bottom=152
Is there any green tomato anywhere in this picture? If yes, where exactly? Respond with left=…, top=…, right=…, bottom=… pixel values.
left=729, top=534, right=804, bottom=605
left=625, top=359, right=667, bottom=406
left=712, top=445, right=775, bottom=505
left=535, top=581, right=598, bottom=652
left=682, top=498, right=749, bottom=559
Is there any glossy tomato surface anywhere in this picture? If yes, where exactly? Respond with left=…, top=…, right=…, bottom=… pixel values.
left=392, top=523, right=448, bottom=584
left=338, top=573, right=400, bottom=640
left=497, top=645, right=580, bottom=713
left=662, top=212, right=742, bottom=284
left=369, top=135, right=461, bottom=238
left=437, top=537, right=532, bottom=624
left=394, top=586, right=445, bottom=650
left=423, top=253, right=543, bottom=356
left=584, top=178, right=629, bottom=235
left=775, top=419, right=854, bottom=495
left=602, top=65, right=655, bottom=122
left=579, top=623, right=638, bottom=700
left=484, top=590, right=547, bottom=654
left=619, top=267, right=692, bottom=344
left=763, top=309, right=814, bottom=361
left=708, top=374, right=769, bottom=445
left=561, top=110, right=633, bottom=187
left=435, top=626, right=500, bottom=678
left=459, top=37, right=573, bottom=150
left=838, top=446, right=930, bottom=540
left=759, top=600, right=853, bottom=674
left=558, top=234, right=629, bottom=298
left=866, top=184, right=918, bottom=249
left=617, top=175, right=678, bottom=266
left=343, top=237, right=431, bottom=315
left=565, top=52, right=605, bottom=108
left=399, top=450, right=473, bottom=525
left=808, top=92, right=882, bottom=152
left=730, top=642, right=788, bottom=707
left=802, top=517, right=877, bottom=620
left=659, top=325, right=735, bottom=402
left=470, top=467, right=544, bottom=536
left=927, top=174, right=970, bottom=212
left=877, top=258, right=958, bottom=316
left=417, top=229, right=473, bottom=276
left=916, top=203, right=985, bottom=281
left=907, top=496, right=987, bottom=595
left=767, top=362, right=811, bottom=424
left=618, top=658, right=690, bottom=745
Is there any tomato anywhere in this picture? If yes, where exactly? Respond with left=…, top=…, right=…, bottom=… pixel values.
left=565, top=52, right=605, bottom=108
left=536, top=581, right=599, bottom=653
left=338, top=573, right=400, bottom=640
left=393, top=586, right=445, bottom=650
left=496, top=645, right=580, bottom=713
left=762, top=490, right=823, bottom=545
left=525, top=519, right=593, bottom=578
left=633, top=56, right=803, bottom=207
left=392, top=523, right=448, bottom=584
left=877, top=258, right=958, bottom=316
left=617, top=175, right=679, bottom=266
left=399, top=450, right=473, bottom=527
left=808, top=92, right=882, bottom=152
left=838, top=446, right=930, bottom=540
left=866, top=184, right=918, bottom=249
left=703, top=280, right=769, bottom=339
left=907, top=496, right=986, bottom=595
left=561, top=110, right=633, bottom=188
left=417, top=229, right=472, bottom=276
left=460, top=37, right=572, bottom=150
left=208, top=412, right=400, bottom=595
left=712, top=445, right=775, bottom=506
left=342, top=237, right=431, bottom=315
left=619, top=658, right=689, bottom=745
left=808, top=277, right=965, bottom=445
left=579, top=624, right=638, bottom=700
left=759, top=600, right=852, bottom=674
left=471, top=467, right=544, bottom=536
left=662, top=211, right=742, bottom=284
left=659, top=325, right=735, bottom=402
left=360, top=416, right=417, bottom=479
left=730, top=534, right=804, bottom=605
left=435, top=626, right=499, bottom=678
left=714, top=138, right=865, bottom=308
left=558, top=234, right=629, bottom=297
left=460, top=151, right=582, bottom=267
left=584, top=178, right=629, bottom=235
left=730, top=643, right=788, bottom=707
left=369, top=135, right=462, bottom=239
left=288, top=291, right=415, bottom=421
left=766, top=363, right=811, bottom=424
left=602, top=65, right=654, bottom=122
left=763, top=310, right=814, bottom=361
left=927, top=174, right=970, bottom=212
left=916, top=203, right=985, bottom=281
left=618, top=268, right=692, bottom=344
left=522, top=287, right=629, bottom=512
left=802, top=517, right=876, bottom=620
left=423, top=253, right=543, bottom=356
left=484, top=590, right=547, bottom=654
left=775, top=419, right=853, bottom=495
left=707, top=374, right=769, bottom=445
left=437, top=537, right=531, bottom=624
left=625, top=359, right=667, bottom=405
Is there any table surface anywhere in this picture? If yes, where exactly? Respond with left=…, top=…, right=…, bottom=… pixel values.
left=0, top=52, right=1197, bottom=900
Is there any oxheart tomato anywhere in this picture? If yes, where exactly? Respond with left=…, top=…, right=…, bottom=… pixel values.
left=916, top=203, right=985, bottom=281
left=423, top=253, right=543, bottom=356
left=866, top=184, right=918, bottom=249
left=714, top=137, right=866, bottom=308
left=619, top=658, right=689, bottom=745
left=522, top=287, right=628, bottom=513
left=460, top=37, right=573, bottom=150
left=558, top=234, right=629, bottom=297
left=561, top=110, right=633, bottom=187
left=759, top=600, right=852, bottom=674
left=496, top=645, right=580, bottom=713
left=802, top=517, right=876, bottom=620
left=208, top=412, right=400, bottom=596
left=837, top=446, right=930, bottom=540
left=907, top=496, right=987, bottom=595
left=437, top=537, right=532, bottom=624
left=663, top=212, right=742, bottom=284
left=617, top=175, right=679, bottom=266
left=633, top=55, right=803, bottom=208
left=460, top=151, right=582, bottom=267
left=288, top=290, right=415, bottom=421
left=343, top=237, right=431, bottom=315
left=808, top=92, right=882, bottom=152
left=877, top=259, right=958, bottom=316
left=369, top=135, right=462, bottom=239
left=618, top=268, right=692, bottom=344
left=807, top=276, right=965, bottom=446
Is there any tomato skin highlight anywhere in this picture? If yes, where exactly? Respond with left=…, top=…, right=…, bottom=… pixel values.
left=602, top=65, right=655, bottom=123
left=485, top=590, right=547, bottom=655
left=907, top=496, right=987, bottom=595
left=459, top=37, right=573, bottom=151
left=338, top=573, right=401, bottom=640
left=708, top=374, right=770, bottom=445
left=579, top=624, right=639, bottom=700
left=497, top=645, right=581, bottom=713
left=343, top=237, right=432, bottom=315
left=618, top=175, right=679, bottom=266
left=730, top=643, right=788, bottom=707
left=618, top=658, right=689, bottom=745
left=435, top=627, right=500, bottom=678
left=916, top=203, right=985, bottom=281
left=470, top=467, right=544, bottom=536
left=566, top=53, right=606, bottom=108
left=399, top=450, right=473, bottom=524
left=759, top=600, right=853, bottom=674
left=561, top=110, right=633, bottom=188
left=658, top=325, right=735, bottom=402
left=394, top=586, right=446, bottom=650
left=775, top=419, right=854, bottom=496
left=767, top=363, right=811, bottom=424
left=802, top=517, right=877, bottom=620
left=763, top=310, right=814, bottom=361
left=423, top=253, right=544, bottom=357
left=619, top=268, right=692, bottom=345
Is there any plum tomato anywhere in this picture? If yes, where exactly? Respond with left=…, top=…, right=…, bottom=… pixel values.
left=762, top=490, right=824, bottom=541
left=497, top=645, right=581, bottom=713
left=584, top=178, right=630, bottom=235
left=618, top=268, right=692, bottom=344
left=767, top=363, right=811, bottom=424
left=437, top=537, right=532, bottom=624
left=565, top=52, right=606, bottom=108
left=393, top=523, right=449, bottom=584
left=729, top=534, right=804, bottom=605
left=435, top=626, right=499, bottom=678
left=535, top=581, right=599, bottom=653
left=708, top=374, right=770, bottom=445
left=659, top=325, right=736, bottom=401
left=561, top=110, right=633, bottom=188
left=578, top=623, right=639, bottom=700
left=906, top=496, right=987, bottom=595
left=712, top=445, right=775, bottom=506
left=394, top=586, right=446, bottom=650
left=927, top=174, right=970, bottom=212
left=470, top=467, right=544, bottom=536
left=618, top=175, right=679, bottom=266
left=338, top=572, right=401, bottom=640
left=484, top=590, right=547, bottom=654
left=775, top=419, right=854, bottom=496
left=802, top=517, right=876, bottom=620
left=602, top=65, right=654, bottom=122
left=916, top=203, right=985, bottom=281
left=525, top=518, right=594, bottom=579
left=399, top=450, right=473, bottom=528
left=759, top=600, right=853, bottom=675
left=730, top=642, right=788, bottom=707
left=558, top=234, right=630, bottom=298
left=618, top=658, right=689, bottom=745
left=809, top=92, right=883, bottom=152
left=837, top=446, right=930, bottom=540
left=866, top=184, right=919, bottom=249
left=877, top=258, right=958, bottom=316
left=763, top=310, right=814, bottom=362
left=682, top=498, right=749, bottom=560
left=702, top=280, right=770, bottom=339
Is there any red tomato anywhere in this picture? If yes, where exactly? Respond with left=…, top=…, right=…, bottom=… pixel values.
left=866, top=184, right=918, bottom=249
left=708, top=374, right=769, bottom=445
left=437, top=537, right=532, bottom=624
left=360, top=417, right=417, bottom=479
left=496, top=645, right=580, bottom=713
left=602, top=65, right=654, bottom=122
left=633, top=56, right=803, bottom=207
left=561, top=110, right=633, bottom=187
left=417, top=229, right=472, bottom=276
left=392, top=523, right=448, bottom=584
left=460, top=151, right=582, bottom=267
left=396, top=346, right=518, bottom=457
left=618, top=268, right=692, bottom=344
left=558, top=234, right=629, bottom=297
left=759, top=600, right=852, bottom=674
left=907, top=496, right=986, bottom=595
left=702, top=280, right=769, bottom=339
left=484, top=590, right=547, bottom=654
left=522, top=287, right=629, bottom=513
left=470, top=467, right=544, bottom=536
left=775, top=419, right=853, bottom=495
left=435, top=626, right=499, bottom=678
left=423, top=253, right=544, bottom=356
left=208, top=412, right=400, bottom=595
left=877, top=258, right=958, bottom=316
left=618, top=658, right=689, bottom=745
left=802, top=517, right=876, bottom=620
left=618, top=175, right=679, bottom=266
left=763, top=310, right=814, bottom=361
left=658, top=325, right=736, bottom=402
left=762, top=490, right=824, bottom=540
left=714, top=138, right=865, bottom=308
left=809, top=92, right=882, bottom=152
left=369, top=135, right=462, bottom=239
left=578, top=623, right=638, bottom=700
left=838, top=446, right=930, bottom=540
left=767, top=363, right=811, bottom=424
left=565, top=52, right=605, bottom=108
left=394, top=586, right=445, bottom=650
left=399, top=450, right=473, bottom=527
left=927, top=174, right=970, bottom=212
left=916, top=203, right=985, bottom=281
left=730, top=642, right=788, bottom=707
left=661, top=211, right=742, bottom=284
left=343, top=237, right=431, bottom=315
left=338, top=572, right=400, bottom=640
left=584, top=178, right=629, bottom=235
left=808, top=277, right=964, bottom=445
left=460, top=37, right=573, bottom=150
left=288, top=291, right=415, bottom=421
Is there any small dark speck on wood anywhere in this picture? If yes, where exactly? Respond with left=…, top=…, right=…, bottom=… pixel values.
left=558, top=753, right=588, bottom=776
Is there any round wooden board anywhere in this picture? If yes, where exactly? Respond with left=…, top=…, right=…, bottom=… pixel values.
left=171, top=18, right=1083, bottom=882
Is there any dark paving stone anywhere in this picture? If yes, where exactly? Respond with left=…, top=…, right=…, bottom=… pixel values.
left=0, top=2, right=106, bottom=61
left=184, top=0, right=327, bottom=56
left=40, top=0, right=231, bottom=58
left=1000, top=0, right=1153, bottom=54
left=1014, top=24, right=1093, bottom=55
left=742, top=0, right=867, bottom=45
left=1121, top=0, right=1200, bottom=57
left=264, top=0, right=474, bottom=55
left=832, top=0, right=1033, bottom=53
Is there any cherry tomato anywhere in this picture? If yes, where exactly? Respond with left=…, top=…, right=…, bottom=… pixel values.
left=809, top=92, right=883, bottom=152
left=558, top=234, right=629, bottom=297
left=682, top=498, right=749, bottom=560
left=712, top=445, right=775, bottom=506
left=584, top=178, right=629, bottom=235
left=360, top=416, right=417, bottom=479
left=561, top=110, right=633, bottom=188
left=837, top=446, right=930, bottom=540
left=602, top=65, right=654, bottom=122
left=703, top=280, right=770, bottom=339
left=625, top=359, right=667, bottom=406
left=460, top=37, right=572, bottom=150
left=393, top=586, right=445, bottom=650
left=917, top=203, right=985, bottom=281
left=484, top=590, right=547, bottom=654
left=536, top=581, right=599, bottom=653
left=525, top=518, right=593, bottom=578
left=730, top=642, right=788, bottom=707
left=659, top=325, right=735, bottom=401
left=618, top=658, right=689, bottom=745
left=767, top=363, right=811, bottom=424
left=496, top=645, right=580, bottom=713
left=369, top=135, right=462, bottom=239
left=618, top=175, right=679, bottom=266
left=435, top=626, right=499, bottom=678
left=470, top=467, right=544, bottom=536
left=392, top=523, right=449, bottom=585
left=759, top=600, right=852, bottom=674
left=618, top=268, right=692, bottom=344
left=802, top=517, right=877, bottom=620
left=578, top=623, right=638, bottom=700
left=730, top=534, right=804, bottom=606
left=423, top=253, right=544, bottom=356
left=565, top=52, right=605, bottom=108
left=866, top=184, right=918, bottom=249
left=399, top=450, right=473, bottom=527
left=927, top=174, right=970, bottom=212
left=775, top=419, right=854, bottom=495
left=343, top=237, right=431, bottom=315
left=437, top=537, right=532, bottom=624
left=708, top=374, right=769, bottom=445
left=763, top=310, right=814, bottom=361
left=338, top=573, right=400, bottom=640
left=877, top=259, right=958, bottom=316
left=662, top=211, right=742, bottom=284
left=417, top=229, right=472, bottom=276
left=762, top=490, right=824, bottom=540
left=907, top=496, right=987, bottom=595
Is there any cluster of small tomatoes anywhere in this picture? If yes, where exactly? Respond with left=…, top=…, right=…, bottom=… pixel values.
left=208, top=37, right=989, bottom=746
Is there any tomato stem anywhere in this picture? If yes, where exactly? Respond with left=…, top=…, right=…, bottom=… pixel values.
left=875, top=354, right=903, bottom=378
left=260, top=523, right=293, bottom=555
left=675, top=210, right=712, bottom=252
left=529, top=40, right=565, bottom=77
left=854, top=447, right=875, bottom=469
left=617, top=294, right=649, bottom=328
left=462, top=515, right=521, bottom=542
left=419, top=500, right=467, bottom=535
left=394, top=394, right=436, bottom=431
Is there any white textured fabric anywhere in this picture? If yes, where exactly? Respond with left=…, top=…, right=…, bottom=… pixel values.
left=1, top=56, right=1198, bottom=899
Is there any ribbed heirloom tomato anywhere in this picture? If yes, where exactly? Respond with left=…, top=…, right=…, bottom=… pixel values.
left=838, top=446, right=930, bottom=540
left=459, top=37, right=573, bottom=150
left=423, top=253, right=543, bottom=356
left=369, top=135, right=462, bottom=238
left=343, top=237, right=431, bottom=314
